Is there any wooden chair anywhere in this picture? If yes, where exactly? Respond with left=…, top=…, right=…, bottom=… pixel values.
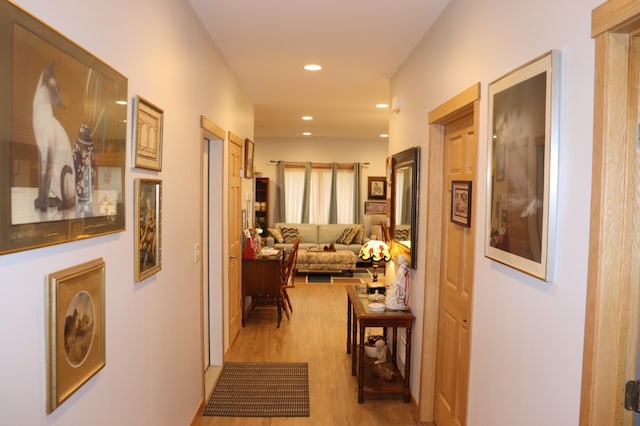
left=280, top=236, right=301, bottom=319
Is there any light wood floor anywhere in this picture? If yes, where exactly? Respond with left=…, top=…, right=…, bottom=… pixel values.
left=195, top=282, right=424, bottom=426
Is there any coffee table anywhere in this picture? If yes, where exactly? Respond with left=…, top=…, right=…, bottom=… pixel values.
left=296, top=249, right=357, bottom=275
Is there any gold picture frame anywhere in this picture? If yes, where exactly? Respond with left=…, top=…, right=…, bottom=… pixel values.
left=132, top=96, right=164, bottom=171
left=364, top=200, right=388, bottom=215
left=46, top=258, right=106, bottom=414
left=1, top=1, right=128, bottom=255
left=135, top=178, right=162, bottom=281
left=244, top=138, right=255, bottom=178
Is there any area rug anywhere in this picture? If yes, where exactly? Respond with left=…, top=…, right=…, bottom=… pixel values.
left=204, top=362, right=309, bottom=417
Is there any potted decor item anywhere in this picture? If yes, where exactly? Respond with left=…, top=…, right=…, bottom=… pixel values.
left=365, top=334, right=384, bottom=358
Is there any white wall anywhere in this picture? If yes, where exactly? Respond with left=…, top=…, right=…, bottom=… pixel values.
left=0, top=0, right=253, bottom=424
left=391, top=0, right=599, bottom=425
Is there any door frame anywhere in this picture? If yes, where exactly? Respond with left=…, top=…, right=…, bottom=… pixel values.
left=419, top=83, right=480, bottom=422
left=580, top=1, right=640, bottom=424
left=199, top=116, right=226, bottom=400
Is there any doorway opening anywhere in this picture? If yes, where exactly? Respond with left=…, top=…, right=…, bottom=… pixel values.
left=200, top=117, right=226, bottom=399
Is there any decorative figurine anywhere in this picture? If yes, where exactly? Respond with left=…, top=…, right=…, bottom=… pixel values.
left=374, top=339, right=388, bottom=364
left=385, top=255, right=410, bottom=310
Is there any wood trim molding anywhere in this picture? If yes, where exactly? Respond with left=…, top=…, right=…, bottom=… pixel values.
left=419, top=83, right=480, bottom=422
left=228, top=131, right=243, bottom=148
left=593, top=0, right=640, bottom=37
left=201, top=115, right=226, bottom=141
left=581, top=2, right=640, bottom=424
left=580, top=31, right=632, bottom=426
left=428, top=83, right=479, bottom=124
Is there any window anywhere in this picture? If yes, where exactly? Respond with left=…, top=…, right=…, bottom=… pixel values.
left=283, top=163, right=358, bottom=224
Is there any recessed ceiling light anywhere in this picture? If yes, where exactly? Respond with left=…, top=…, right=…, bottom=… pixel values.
left=304, top=64, right=322, bottom=71
left=376, top=103, right=389, bottom=109
left=116, top=100, right=127, bottom=105
left=302, top=116, right=313, bottom=121
left=379, top=134, right=389, bottom=138
left=303, top=132, right=312, bottom=136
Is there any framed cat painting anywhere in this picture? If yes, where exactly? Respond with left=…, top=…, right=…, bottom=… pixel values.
left=0, top=2, right=128, bottom=255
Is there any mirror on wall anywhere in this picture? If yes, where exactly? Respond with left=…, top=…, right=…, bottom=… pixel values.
left=390, top=147, right=420, bottom=269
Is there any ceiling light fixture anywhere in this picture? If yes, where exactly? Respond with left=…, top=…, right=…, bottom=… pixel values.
left=303, top=132, right=312, bottom=136
left=379, top=134, right=389, bottom=138
left=301, top=116, right=313, bottom=121
left=304, top=64, right=322, bottom=71
left=376, top=103, right=389, bottom=109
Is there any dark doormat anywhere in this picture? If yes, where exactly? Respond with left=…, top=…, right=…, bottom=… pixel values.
left=307, top=273, right=332, bottom=283
left=204, top=362, right=310, bottom=417
left=304, top=269, right=372, bottom=284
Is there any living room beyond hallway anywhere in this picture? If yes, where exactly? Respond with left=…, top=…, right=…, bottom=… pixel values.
left=195, top=282, right=423, bottom=426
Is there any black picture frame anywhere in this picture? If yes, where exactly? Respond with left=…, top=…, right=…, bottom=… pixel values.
left=368, top=176, right=386, bottom=200
left=451, top=180, right=472, bottom=227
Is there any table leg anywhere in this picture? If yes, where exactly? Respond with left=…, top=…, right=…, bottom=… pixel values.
left=276, top=296, right=282, bottom=328
left=358, top=325, right=366, bottom=403
left=346, top=298, right=352, bottom=354
left=351, top=314, right=357, bottom=376
left=404, top=327, right=412, bottom=403
left=392, top=328, right=398, bottom=364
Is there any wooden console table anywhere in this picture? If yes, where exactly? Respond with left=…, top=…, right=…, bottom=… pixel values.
left=242, top=250, right=283, bottom=327
left=345, top=285, right=414, bottom=403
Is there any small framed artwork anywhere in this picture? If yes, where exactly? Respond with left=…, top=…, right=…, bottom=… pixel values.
left=135, top=179, right=162, bottom=281
left=46, top=258, right=106, bottom=413
left=451, top=180, right=472, bottom=227
left=133, top=96, right=164, bottom=171
left=485, top=50, right=560, bottom=281
left=244, top=138, right=255, bottom=179
left=368, top=176, right=387, bottom=200
left=364, top=200, right=388, bottom=215
left=1, top=1, right=127, bottom=255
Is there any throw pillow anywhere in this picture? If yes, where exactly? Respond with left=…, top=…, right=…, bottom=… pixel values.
left=394, top=228, right=410, bottom=240
left=351, top=227, right=364, bottom=245
left=268, top=227, right=284, bottom=243
left=280, top=226, right=300, bottom=243
left=336, top=226, right=358, bottom=245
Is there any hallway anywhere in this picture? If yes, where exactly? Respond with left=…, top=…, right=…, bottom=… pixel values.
left=196, top=282, right=423, bottom=426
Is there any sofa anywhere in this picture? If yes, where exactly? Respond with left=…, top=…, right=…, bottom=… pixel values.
left=267, top=223, right=366, bottom=255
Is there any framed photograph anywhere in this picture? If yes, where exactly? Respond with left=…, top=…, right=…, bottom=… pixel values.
left=135, top=179, right=162, bottom=281
left=451, top=181, right=472, bottom=227
left=46, top=258, right=106, bottom=414
left=1, top=2, right=127, bottom=255
left=132, top=96, right=163, bottom=171
left=368, top=176, right=387, bottom=200
left=485, top=50, right=560, bottom=281
left=244, top=138, right=254, bottom=179
left=364, top=200, right=388, bottom=215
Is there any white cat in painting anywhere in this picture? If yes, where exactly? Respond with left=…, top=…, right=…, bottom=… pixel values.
left=32, top=61, right=76, bottom=211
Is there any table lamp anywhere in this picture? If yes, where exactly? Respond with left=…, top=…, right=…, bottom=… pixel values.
left=359, top=240, right=391, bottom=282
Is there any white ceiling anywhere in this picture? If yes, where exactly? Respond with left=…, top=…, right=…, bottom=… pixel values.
left=187, top=0, right=449, bottom=141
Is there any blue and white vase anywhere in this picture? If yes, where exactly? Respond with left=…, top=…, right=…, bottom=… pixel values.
left=73, top=123, right=95, bottom=202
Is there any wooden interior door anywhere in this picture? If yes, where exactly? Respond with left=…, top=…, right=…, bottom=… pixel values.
left=434, top=112, right=476, bottom=426
left=227, top=132, right=243, bottom=346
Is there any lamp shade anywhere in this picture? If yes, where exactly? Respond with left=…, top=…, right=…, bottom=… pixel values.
left=359, top=240, right=391, bottom=262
